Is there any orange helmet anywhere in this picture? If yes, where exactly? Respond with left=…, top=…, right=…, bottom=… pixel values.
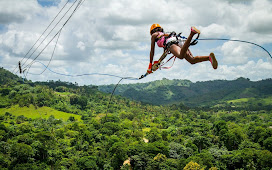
left=150, top=23, right=161, bottom=34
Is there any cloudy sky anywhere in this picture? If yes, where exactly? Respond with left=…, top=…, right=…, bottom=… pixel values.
left=0, top=0, right=272, bottom=85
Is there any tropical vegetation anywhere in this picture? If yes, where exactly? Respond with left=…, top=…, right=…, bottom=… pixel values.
left=0, top=67, right=272, bottom=169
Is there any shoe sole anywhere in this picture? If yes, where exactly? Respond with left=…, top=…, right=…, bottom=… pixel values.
left=210, top=53, right=218, bottom=69
left=191, top=26, right=201, bottom=34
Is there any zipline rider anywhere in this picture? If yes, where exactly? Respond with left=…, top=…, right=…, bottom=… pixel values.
left=147, top=24, right=218, bottom=74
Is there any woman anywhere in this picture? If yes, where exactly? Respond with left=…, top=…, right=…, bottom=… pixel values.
left=147, top=23, right=218, bottom=73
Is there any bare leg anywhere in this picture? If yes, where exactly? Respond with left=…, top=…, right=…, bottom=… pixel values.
left=169, top=27, right=217, bottom=67
left=179, top=32, right=197, bottom=58
left=170, top=46, right=209, bottom=63
left=184, top=49, right=209, bottom=64
left=169, top=28, right=199, bottom=59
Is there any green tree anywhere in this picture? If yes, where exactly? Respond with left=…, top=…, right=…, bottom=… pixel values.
left=68, top=116, right=75, bottom=122
left=251, top=126, right=267, bottom=145
left=226, top=128, right=244, bottom=150
left=256, top=150, right=272, bottom=169
left=146, top=128, right=162, bottom=143
left=0, top=153, right=9, bottom=168
left=10, top=143, right=34, bottom=163
left=238, top=140, right=261, bottom=150
left=263, top=137, right=272, bottom=152
left=70, top=95, right=88, bottom=109
left=213, top=121, right=228, bottom=136
left=48, top=149, right=64, bottom=168
left=145, top=141, right=169, bottom=157
left=16, top=115, right=26, bottom=124
left=193, top=134, right=211, bottom=153
left=130, top=152, right=151, bottom=170
left=188, top=150, right=214, bottom=169
left=146, top=153, right=173, bottom=170
left=77, top=156, right=98, bottom=169
left=161, top=130, right=168, bottom=141
left=100, top=122, right=121, bottom=135
left=183, top=161, right=204, bottom=170
left=169, top=142, right=185, bottom=159
left=109, top=142, right=128, bottom=169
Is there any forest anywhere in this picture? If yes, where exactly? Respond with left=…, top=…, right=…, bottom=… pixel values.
left=0, top=67, right=272, bottom=170
left=99, top=78, right=272, bottom=107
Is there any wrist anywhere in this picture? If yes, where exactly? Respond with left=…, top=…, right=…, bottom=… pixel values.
left=148, top=63, right=152, bottom=69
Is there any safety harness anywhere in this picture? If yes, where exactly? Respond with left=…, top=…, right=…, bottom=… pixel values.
left=139, top=32, right=200, bottom=79
left=158, top=31, right=200, bottom=68
left=161, top=31, right=199, bottom=50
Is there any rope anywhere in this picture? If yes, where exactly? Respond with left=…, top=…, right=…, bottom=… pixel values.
left=196, top=38, right=272, bottom=59
left=12, top=0, right=70, bottom=74
left=160, top=56, right=177, bottom=69
left=24, top=61, right=138, bottom=125
left=21, top=0, right=80, bottom=69
left=26, top=61, right=139, bottom=81
left=104, top=78, right=124, bottom=124
left=15, top=0, right=83, bottom=75
left=22, top=0, right=84, bottom=72
left=25, top=28, right=63, bottom=77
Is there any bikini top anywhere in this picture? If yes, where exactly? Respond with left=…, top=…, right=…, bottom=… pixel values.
left=156, top=32, right=165, bottom=48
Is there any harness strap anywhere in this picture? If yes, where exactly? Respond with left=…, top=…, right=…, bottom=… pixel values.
left=160, top=55, right=177, bottom=69
left=176, top=33, right=200, bottom=46
left=155, top=32, right=165, bottom=42
left=163, top=31, right=176, bottom=49
left=190, top=33, right=199, bottom=45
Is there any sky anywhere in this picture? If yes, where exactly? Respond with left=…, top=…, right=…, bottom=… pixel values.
left=0, top=0, right=272, bottom=85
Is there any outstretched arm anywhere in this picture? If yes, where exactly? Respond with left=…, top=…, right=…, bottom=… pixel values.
left=147, top=33, right=159, bottom=73
left=149, top=33, right=157, bottom=63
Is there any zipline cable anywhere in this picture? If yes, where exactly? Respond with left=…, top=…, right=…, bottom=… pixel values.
left=194, top=38, right=272, bottom=59
left=26, top=61, right=139, bottom=80
left=21, top=0, right=79, bottom=69
left=13, top=0, right=74, bottom=74
left=30, top=28, right=63, bottom=76
left=104, top=78, right=124, bottom=124
left=22, top=0, right=84, bottom=73
left=198, top=38, right=272, bottom=58
left=24, top=61, right=138, bottom=126
left=41, top=28, right=62, bottom=75
left=12, top=0, right=70, bottom=74
left=16, top=0, right=81, bottom=74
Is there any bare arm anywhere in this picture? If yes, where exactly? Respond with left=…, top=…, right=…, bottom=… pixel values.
left=150, top=33, right=158, bottom=63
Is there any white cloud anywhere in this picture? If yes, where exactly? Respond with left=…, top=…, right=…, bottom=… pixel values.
left=247, top=0, right=272, bottom=35
left=76, top=41, right=85, bottom=51
left=0, top=0, right=271, bottom=85
left=201, top=24, right=227, bottom=38
left=0, top=0, right=40, bottom=24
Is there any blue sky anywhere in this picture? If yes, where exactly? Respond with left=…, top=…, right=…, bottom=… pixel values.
left=37, top=0, right=61, bottom=7
left=0, top=0, right=271, bottom=85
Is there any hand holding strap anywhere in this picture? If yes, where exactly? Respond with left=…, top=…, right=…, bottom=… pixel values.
left=152, top=61, right=159, bottom=71
left=147, top=63, right=153, bottom=73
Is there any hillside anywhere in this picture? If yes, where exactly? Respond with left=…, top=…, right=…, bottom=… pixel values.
left=99, top=77, right=272, bottom=107
left=1, top=67, right=272, bottom=169
left=0, top=67, right=25, bottom=85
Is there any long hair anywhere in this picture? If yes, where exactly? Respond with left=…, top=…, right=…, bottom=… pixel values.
left=151, top=27, right=164, bottom=35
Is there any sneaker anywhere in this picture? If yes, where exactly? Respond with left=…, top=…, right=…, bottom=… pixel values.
left=191, top=26, right=201, bottom=34
left=209, top=53, right=218, bottom=69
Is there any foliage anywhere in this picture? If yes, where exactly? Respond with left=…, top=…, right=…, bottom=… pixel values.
left=183, top=161, right=204, bottom=170
left=0, top=68, right=271, bottom=169
left=99, top=77, right=272, bottom=108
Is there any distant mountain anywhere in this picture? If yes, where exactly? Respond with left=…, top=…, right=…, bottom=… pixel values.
left=98, top=77, right=272, bottom=107
left=2, top=66, right=271, bottom=108
left=0, top=67, right=25, bottom=85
